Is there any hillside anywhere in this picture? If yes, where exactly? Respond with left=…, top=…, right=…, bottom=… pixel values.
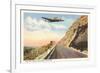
left=24, top=41, right=55, bottom=60
left=58, top=15, right=88, bottom=52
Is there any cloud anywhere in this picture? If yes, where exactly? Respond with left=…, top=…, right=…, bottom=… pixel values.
left=24, top=16, right=51, bottom=31
left=50, top=23, right=66, bottom=30
left=24, top=16, right=67, bottom=32
left=24, top=16, right=64, bottom=46
left=24, top=15, right=78, bottom=47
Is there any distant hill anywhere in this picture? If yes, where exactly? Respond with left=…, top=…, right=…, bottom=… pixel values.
left=58, top=15, right=88, bottom=52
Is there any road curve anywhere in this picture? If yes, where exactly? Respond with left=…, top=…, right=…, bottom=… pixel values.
left=49, top=45, right=87, bottom=59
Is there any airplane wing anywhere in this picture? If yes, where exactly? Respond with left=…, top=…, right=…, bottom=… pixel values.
left=42, top=17, right=51, bottom=21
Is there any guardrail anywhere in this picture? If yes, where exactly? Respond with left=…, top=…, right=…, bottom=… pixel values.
left=34, top=45, right=56, bottom=60
left=45, top=46, right=56, bottom=59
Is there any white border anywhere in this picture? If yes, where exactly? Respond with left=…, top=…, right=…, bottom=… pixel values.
left=11, top=3, right=96, bottom=73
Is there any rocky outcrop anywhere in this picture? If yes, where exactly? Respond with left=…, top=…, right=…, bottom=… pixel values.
left=58, top=15, right=88, bottom=52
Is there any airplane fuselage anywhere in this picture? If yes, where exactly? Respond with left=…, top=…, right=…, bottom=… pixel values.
left=42, top=17, right=64, bottom=22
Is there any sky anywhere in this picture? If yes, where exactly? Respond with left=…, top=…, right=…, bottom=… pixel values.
left=23, top=12, right=80, bottom=47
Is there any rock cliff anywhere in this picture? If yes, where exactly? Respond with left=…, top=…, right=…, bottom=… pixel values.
left=58, top=15, right=88, bottom=52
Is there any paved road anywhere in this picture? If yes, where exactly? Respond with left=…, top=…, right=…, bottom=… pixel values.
left=49, top=45, right=87, bottom=59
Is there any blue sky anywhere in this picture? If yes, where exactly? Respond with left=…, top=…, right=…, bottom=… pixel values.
left=24, top=12, right=80, bottom=35
left=23, top=12, right=81, bottom=47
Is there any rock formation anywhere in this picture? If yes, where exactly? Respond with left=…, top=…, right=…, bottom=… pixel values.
left=58, top=15, right=88, bottom=52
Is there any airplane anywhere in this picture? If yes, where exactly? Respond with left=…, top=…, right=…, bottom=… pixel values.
left=42, top=17, right=64, bottom=22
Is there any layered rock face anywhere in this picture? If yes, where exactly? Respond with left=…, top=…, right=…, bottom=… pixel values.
left=58, top=15, right=88, bottom=52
